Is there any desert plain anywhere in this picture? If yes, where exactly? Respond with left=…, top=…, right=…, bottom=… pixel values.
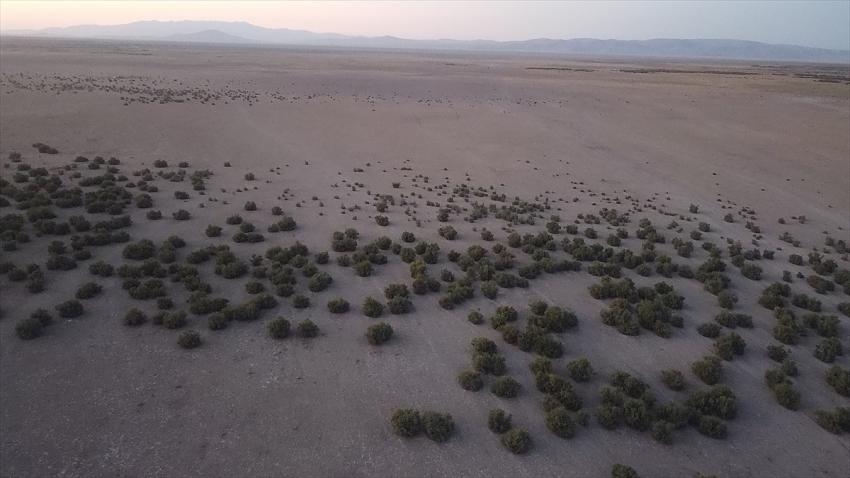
left=0, top=37, right=849, bottom=478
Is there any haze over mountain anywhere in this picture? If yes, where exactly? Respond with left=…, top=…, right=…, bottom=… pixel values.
left=4, top=20, right=849, bottom=63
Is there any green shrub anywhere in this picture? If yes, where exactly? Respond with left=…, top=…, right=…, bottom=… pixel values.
left=55, top=299, right=83, bottom=318
left=366, top=322, right=393, bottom=345
left=354, top=261, right=372, bottom=277
left=123, top=308, right=147, bottom=326
left=692, top=356, right=722, bottom=385
left=545, top=407, right=576, bottom=438
left=491, top=376, right=521, bottom=398
left=661, top=369, right=685, bottom=391
left=651, top=421, right=673, bottom=445
left=327, top=298, right=349, bottom=313
left=826, top=366, right=850, bottom=397
left=15, top=317, right=43, bottom=340
left=814, top=407, right=850, bottom=434
left=387, top=296, right=412, bottom=314
left=501, top=428, right=531, bottom=454
left=362, top=297, right=384, bottom=317
left=208, top=313, right=229, bottom=330
left=268, top=317, right=291, bottom=339
left=292, top=294, right=310, bottom=309
left=75, top=282, right=102, bottom=300
left=471, top=337, right=497, bottom=354
left=308, top=272, right=333, bottom=292
left=481, top=281, right=498, bottom=299
left=391, top=408, right=422, bottom=437
left=245, top=281, right=265, bottom=294
left=123, top=239, right=156, bottom=260
left=596, top=403, right=624, bottom=429
left=177, top=330, right=201, bottom=349
left=421, top=411, right=455, bottom=442
left=472, top=352, right=506, bottom=376
left=467, top=310, right=484, bottom=324
left=488, top=408, right=512, bottom=433
left=773, top=382, right=800, bottom=410
left=696, top=415, right=727, bottom=439
left=611, top=464, right=640, bottom=478
left=29, top=309, right=52, bottom=326
left=438, top=225, right=457, bottom=240
left=714, top=333, right=746, bottom=361
left=162, top=311, right=188, bottom=329
left=814, top=338, right=843, bottom=363
left=457, top=370, right=483, bottom=391
left=205, top=225, right=222, bottom=237
left=566, top=358, right=593, bottom=382
left=297, top=319, right=319, bottom=338
left=685, top=385, right=737, bottom=420
left=697, top=322, right=721, bottom=338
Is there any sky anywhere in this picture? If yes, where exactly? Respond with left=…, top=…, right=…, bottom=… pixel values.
left=1, top=1, right=849, bottom=50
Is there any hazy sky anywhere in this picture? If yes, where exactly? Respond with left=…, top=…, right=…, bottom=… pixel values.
left=1, top=1, right=849, bottom=50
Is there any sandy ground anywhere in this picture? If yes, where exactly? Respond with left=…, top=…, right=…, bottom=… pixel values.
left=0, top=37, right=849, bottom=478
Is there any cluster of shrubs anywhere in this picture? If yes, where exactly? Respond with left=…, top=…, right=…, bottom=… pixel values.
left=533, top=359, right=584, bottom=422
left=764, top=365, right=801, bottom=410
left=526, top=300, right=578, bottom=333
left=384, top=283, right=412, bottom=314
left=267, top=216, right=296, bottom=233
left=390, top=408, right=455, bottom=443
left=486, top=408, right=531, bottom=454
left=599, top=289, right=683, bottom=338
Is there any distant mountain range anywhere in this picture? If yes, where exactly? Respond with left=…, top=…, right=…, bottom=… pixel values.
left=4, top=20, right=849, bottom=63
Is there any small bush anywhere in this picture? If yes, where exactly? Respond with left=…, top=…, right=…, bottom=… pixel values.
left=362, top=297, right=384, bottom=318
left=391, top=408, right=422, bottom=437
left=612, top=464, right=640, bottom=478
left=826, top=366, right=850, bottom=397
left=366, top=322, right=393, bottom=345
left=696, top=415, right=727, bottom=439
left=491, top=376, right=521, bottom=398
left=661, top=369, right=686, bottom=391
left=296, top=319, right=319, bottom=338
left=327, top=298, right=349, bottom=313
left=268, top=317, right=291, bottom=339
left=467, top=310, right=484, bottom=324
left=162, top=311, right=188, bottom=329
left=421, top=411, right=455, bottom=442
left=692, top=356, right=722, bottom=385
left=177, top=330, right=202, bottom=349
left=75, top=282, right=102, bottom=300
left=501, top=428, right=531, bottom=454
left=292, top=294, right=310, bottom=309
left=488, top=408, right=512, bottom=433
left=15, top=318, right=43, bottom=340
left=123, top=308, right=147, bottom=326
left=457, top=370, right=483, bottom=391
left=567, top=358, right=593, bottom=382
left=55, top=299, right=84, bottom=318
left=773, top=382, right=801, bottom=410
left=206, top=225, right=222, bottom=237
left=545, top=407, right=576, bottom=439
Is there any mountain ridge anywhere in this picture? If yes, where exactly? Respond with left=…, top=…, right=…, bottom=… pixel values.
left=4, top=20, right=849, bottom=63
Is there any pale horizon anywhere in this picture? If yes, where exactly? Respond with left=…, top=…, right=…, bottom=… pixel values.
left=1, top=0, right=849, bottom=50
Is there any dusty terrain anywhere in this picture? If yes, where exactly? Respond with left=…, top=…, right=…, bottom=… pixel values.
left=0, top=37, right=849, bottom=478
